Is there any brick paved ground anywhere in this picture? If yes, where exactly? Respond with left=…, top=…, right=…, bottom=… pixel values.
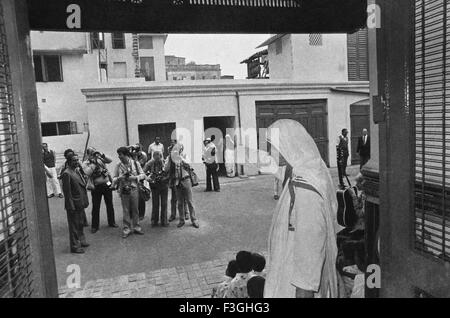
left=58, top=251, right=256, bottom=298
left=52, top=166, right=360, bottom=298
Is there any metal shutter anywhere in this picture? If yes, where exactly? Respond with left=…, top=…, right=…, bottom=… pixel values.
left=414, top=0, right=450, bottom=262
left=347, top=28, right=369, bottom=81
left=186, top=0, right=301, bottom=8
left=0, top=2, right=33, bottom=297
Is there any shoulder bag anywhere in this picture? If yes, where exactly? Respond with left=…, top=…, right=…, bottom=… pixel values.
left=134, top=160, right=151, bottom=201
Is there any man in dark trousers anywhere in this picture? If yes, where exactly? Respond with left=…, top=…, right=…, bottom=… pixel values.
left=42, top=143, right=63, bottom=198
left=82, top=147, right=117, bottom=233
left=203, top=138, right=220, bottom=192
left=356, top=128, right=371, bottom=170
left=336, top=128, right=349, bottom=189
left=61, top=152, right=90, bottom=254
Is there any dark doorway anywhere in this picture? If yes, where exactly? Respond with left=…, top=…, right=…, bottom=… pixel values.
left=138, top=122, right=176, bottom=158
left=203, top=116, right=236, bottom=176
left=350, top=100, right=370, bottom=165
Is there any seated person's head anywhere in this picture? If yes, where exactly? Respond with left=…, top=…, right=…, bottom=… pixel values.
left=251, top=253, right=266, bottom=273
left=236, top=251, right=253, bottom=274
left=355, top=173, right=365, bottom=189
left=225, top=260, right=239, bottom=279
left=247, top=276, right=265, bottom=298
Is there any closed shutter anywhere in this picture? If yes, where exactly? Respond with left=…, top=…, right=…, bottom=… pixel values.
left=347, top=28, right=369, bottom=81
left=0, top=2, right=33, bottom=297
left=187, top=0, right=301, bottom=7
left=414, top=0, right=450, bottom=262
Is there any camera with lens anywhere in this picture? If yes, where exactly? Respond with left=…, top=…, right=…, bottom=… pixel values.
left=148, top=170, right=166, bottom=184
left=128, top=145, right=141, bottom=155
left=121, top=184, right=132, bottom=195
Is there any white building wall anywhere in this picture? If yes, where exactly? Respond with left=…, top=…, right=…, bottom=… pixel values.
left=32, top=31, right=168, bottom=156
left=83, top=81, right=369, bottom=180
left=267, top=35, right=293, bottom=80
left=290, top=34, right=348, bottom=82
left=36, top=53, right=99, bottom=154
left=267, top=34, right=348, bottom=82
left=103, top=33, right=136, bottom=79
left=30, top=31, right=88, bottom=51
left=139, top=36, right=167, bottom=82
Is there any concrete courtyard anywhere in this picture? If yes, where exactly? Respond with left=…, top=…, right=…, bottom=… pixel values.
left=51, top=166, right=360, bottom=297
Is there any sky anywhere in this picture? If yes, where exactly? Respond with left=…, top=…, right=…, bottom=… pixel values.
left=164, top=34, right=270, bottom=79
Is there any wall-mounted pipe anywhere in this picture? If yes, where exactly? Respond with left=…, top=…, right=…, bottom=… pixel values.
left=235, top=91, right=245, bottom=176
left=123, top=94, right=130, bottom=145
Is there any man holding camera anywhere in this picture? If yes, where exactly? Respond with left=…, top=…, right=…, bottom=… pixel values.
left=144, top=151, right=169, bottom=227
left=203, top=138, right=220, bottom=192
left=113, top=147, right=146, bottom=238
left=130, top=144, right=148, bottom=220
left=82, top=147, right=117, bottom=233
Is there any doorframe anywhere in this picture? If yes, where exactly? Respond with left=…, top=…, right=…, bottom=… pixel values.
left=377, top=0, right=450, bottom=297
left=350, top=98, right=370, bottom=165
left=3, top=0, right=58, bottom=297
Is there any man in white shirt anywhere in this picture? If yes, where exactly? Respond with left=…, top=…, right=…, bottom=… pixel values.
left=202, top=138, right=220, bottom=192
left=148, top=136, right=165, bottom=159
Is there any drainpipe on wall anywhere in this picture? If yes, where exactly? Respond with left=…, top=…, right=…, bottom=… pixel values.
left=123, top=94, right=130, bottom=145
left=235, top=91, right=247, bottom=178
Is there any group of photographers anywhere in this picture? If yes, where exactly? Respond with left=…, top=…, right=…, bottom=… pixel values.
left=59, top=138, right=199, bottom=252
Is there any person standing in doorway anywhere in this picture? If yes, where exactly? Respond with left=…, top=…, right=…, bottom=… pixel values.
left=82, top=147, right=117, bottom=233
left=148, top=136, right=165, bottom=160
left=61, top=152, right=89, bottom=254
left=356, top=128, right=370, bottom=170
left=336, top=129, right=350, bottom=189
left=112, top=147, right=145, bottom=238
left=224, top=134, right=236, bottom=178
left=144, top=151, right=169, bottom=227
left=203, top=138, right=220, bottom=192
left=42, top=143, right=63, bottom=198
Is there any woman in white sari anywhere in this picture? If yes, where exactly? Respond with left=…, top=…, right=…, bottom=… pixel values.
left=262, top=119, right=343, bottom=298
left=224, top=134, right=235, bottom=178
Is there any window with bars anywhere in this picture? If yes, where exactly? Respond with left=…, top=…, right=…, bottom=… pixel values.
left=309, top=33, right=323, bottom=46
left=91, top=32, right=105, bottom=50
left=414, top=0, right=450, bottom=262
left=112, top=32, right=126, bottom=49
left=0, top=2, right=33, bottom=297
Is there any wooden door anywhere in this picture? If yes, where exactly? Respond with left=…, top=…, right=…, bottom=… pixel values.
left=256, top=99, right=329, bottom=166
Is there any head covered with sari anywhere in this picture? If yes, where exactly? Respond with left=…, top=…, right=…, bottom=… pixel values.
left=266, top=119, right=338, bottom=230
left=265, top=119, right=341, bottom=298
